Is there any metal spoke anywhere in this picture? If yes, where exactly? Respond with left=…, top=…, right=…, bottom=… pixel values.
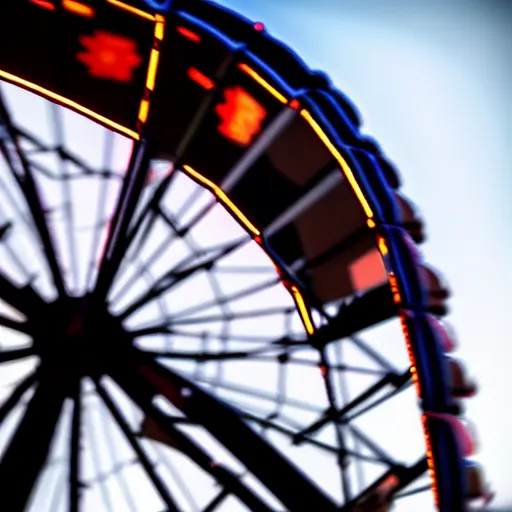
left=294, top=370, right=411, bottom=441
left=0, top=371, right=37, bottom=425
left=69, top=383, right=82, bottom=512
left=0, top=262, right=45, bottom=316
left=94, top=140, right=153, bottom=300
left=341, top=457, right=429, bottom=511
left=118, top=239, right=243, bottom=321
left=117, top=354, right=338, bottom=511
left=94, top=380, right=181, bottom=512
left=121, top=368, right=278, bottom=511
left=0, top=91, right=67, bottom=297
left=0, top=372, right=66, bottom=510
left=0, top=346, right=34, bottom=364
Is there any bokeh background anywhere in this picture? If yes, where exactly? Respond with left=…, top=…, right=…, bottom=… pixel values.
left=216, top=0, right=512, bottom=508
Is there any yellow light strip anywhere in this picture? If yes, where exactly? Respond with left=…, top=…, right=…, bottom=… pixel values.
left=137, top=15, right=165, bottom=125
left=238, top=63, right=288, bottom=104
left=155, top=14, right=165, bottom=40
left=146, top=48, right=160, bottom=91
left=290, top=285, right=315, bottom=335
left=377, top=235, right=388, bottom=256
left=300, top=109, right=374, bottom=220
left=0, top=69, right=139, bottom=139
left=138, top=98, right=150, bottom=123
left=182, top=165, right=260, bottom=237
left=182, top=165, right=314, bottom=336
left=106, top=0, right=155, bottom=21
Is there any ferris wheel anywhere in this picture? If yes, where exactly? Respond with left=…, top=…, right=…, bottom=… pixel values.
left=0, top=0, right=493, bottom=510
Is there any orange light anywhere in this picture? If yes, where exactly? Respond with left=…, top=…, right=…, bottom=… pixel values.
left=399, top=312, right=421, bottom=399
left=288, top=98, right=300, bottom=110
left=238, top=63, right=288, bottom=104
left=301, top=109, right=375, bottom=221
left=76, top=31, right=142, bottom=82
left=182, top=165, right=260, bottom=237
left=377, top=235, right=388, bottom=256
left=367, top=219, right=376, bottom=228
left=106, top=0, right=155, bottom=21
left=29, top=0, right=55, bottom=10
left=146, top=48, right=160, bottom=91
left=62, top=0, right=94, bottom=17
left=0, top=68, right=139, bottom=139
left=422, top=414, right=441, bottom=508
left=388, top=272, right=401, bottom=304
left=290, top=285, right=315, bottom=335
left=138, top=98, right=150, bottom=123
left=155, top=15, right=165, bottom=41
left=187, top=67, right=215, bottom=90
left=177, top=26, right=201, bottom=43
left=215, top=86, right=267, bottom=147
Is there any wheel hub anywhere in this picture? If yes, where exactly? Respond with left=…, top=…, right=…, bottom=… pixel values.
left=31, top=296, right=127, bottom=389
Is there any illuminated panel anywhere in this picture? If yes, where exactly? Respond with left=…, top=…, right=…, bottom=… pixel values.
left=300, top=109, right=375, bottom=221
left=106, top=0, right=155, bottom=21
left=62, top=0, right=94, bottom=17
left=349, top=248, right=387, bottom=292
left=76, top=31, right=142, bottom=82
left=289, top=285, right=315, bottom=335
left=187, top=67, right=215, bottom=90
left=177, top=26, right=202, bottom=43
left=0, top=68, right=139, bottom=139
left=238, top=63, right=287, bottom=104
left=29, top=0, right=55, bottom=9
left=182, top=165, right=260, bottom=237
left=215, top=86, right=267, bottom=147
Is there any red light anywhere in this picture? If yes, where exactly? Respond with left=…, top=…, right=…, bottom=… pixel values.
left=29, top=0, right=55, bottom=10
left=187, top=67, right=215, bottom=90
left=76, top=31, right=142, bottom=82
left=289, top=99, right=300, bottom=110
left=177, top=26, right=201, bottom=43
left=254, top=22, right=265, bottom=32
left=215, top=86, right=267, bottom=146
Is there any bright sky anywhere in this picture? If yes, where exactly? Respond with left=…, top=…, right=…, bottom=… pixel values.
left=0, top=0, right=510, bottom=510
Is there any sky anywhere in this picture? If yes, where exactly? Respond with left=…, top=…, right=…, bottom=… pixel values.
left=0, top=0, right=510, bottom=510
left=215, top=0, right=512, bottom=507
